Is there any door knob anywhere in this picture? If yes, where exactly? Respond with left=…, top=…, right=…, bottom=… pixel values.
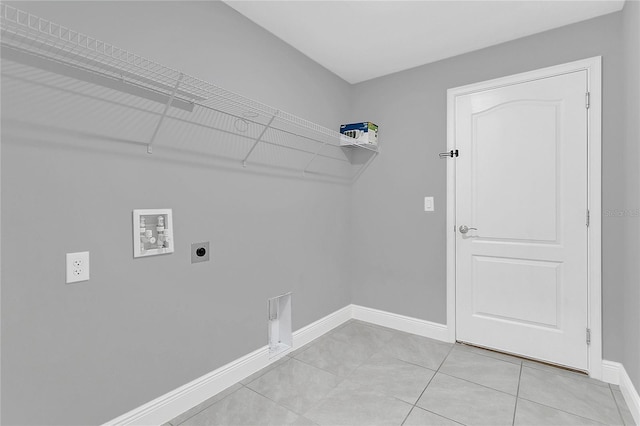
left=459, top=225, right=478, bottom=234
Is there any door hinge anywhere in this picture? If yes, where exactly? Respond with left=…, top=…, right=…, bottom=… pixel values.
left=586, top=209, right=590, bottom=227
left=586, top=328, right=591, bottom=345
left=586, top=92, right=590, bottom=109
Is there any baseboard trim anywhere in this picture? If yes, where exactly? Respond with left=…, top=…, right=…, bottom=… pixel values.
left=108, top=305, right=640, bottom=426
left=104, top=305, right=352, bottom=426
left=351, top=304, right=451, bottom=343
left=602, top=360, right=640, bottom=425
left=620, top=364, right=640, bottom=426
left=602, top=360, right=621, bottom=385
left=292, top=304, right=353, bottom=350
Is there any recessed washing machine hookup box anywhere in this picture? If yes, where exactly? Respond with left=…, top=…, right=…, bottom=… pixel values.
left=133, top=209, right=174, bottom=258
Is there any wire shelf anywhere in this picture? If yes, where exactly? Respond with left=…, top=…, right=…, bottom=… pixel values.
left=0, top=4, right=378, bottom=182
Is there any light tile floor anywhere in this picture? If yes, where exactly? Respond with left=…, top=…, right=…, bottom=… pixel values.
left=165, top=320, right=635, bottom=426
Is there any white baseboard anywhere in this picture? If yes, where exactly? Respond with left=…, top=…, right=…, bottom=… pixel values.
left=602, top=360, right=640, bottom=425
left=619, top=364, right=640, bottom=426
left=602, top=360, right=621, bottom=385
left=108, top=304, right=640, bottom=426
left=292, top=304, right=353, bottom=350
left=106, top=304, right=448, bottom=425
left=351, top=304, right=451, bottom=343
left=104, top=305, right=352, bottom=426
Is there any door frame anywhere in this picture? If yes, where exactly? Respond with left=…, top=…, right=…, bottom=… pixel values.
left=445, top=56, right=602, bottom=378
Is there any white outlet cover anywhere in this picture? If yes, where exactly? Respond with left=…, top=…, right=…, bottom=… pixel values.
left=66, top=251, right=90, bottom=283
left=424, top=196, right=434, bottom=212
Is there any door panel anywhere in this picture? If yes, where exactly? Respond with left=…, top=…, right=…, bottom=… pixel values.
left=472, top=101, right=560, bottom=243
left=473, top=256, right=561, bottom=328
left=455, top=71, right=588, bottom=370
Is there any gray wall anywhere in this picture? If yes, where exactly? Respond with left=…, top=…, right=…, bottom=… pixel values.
left=1, top=2, right=353, bottom=424
left=2, top=2, right=638, bottom=425
left=622, top=0, right=640, bottom=391
left=349, top=12, right=627, bottom=363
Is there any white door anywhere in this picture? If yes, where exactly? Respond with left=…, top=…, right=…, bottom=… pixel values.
left=454, top=70, right=589, bottom=370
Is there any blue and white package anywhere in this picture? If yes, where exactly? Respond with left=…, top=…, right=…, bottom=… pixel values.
left=339, top=122, right=378, bottom=147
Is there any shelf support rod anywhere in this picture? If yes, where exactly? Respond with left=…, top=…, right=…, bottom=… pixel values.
left=242, top=112, right=278, bottom=167
left=302, top=140, right=329, bottom=175
left=351, top=151, right=379, bottom=183
left=147, top=72, right=184, bottom=154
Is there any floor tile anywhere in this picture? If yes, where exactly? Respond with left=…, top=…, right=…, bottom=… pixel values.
left=246, top=358, right=341, bottom=415
left=403, top=406, right=462, bottom=426
left=349, top=320, right=416, bottom=340
left=454, top=343, right=524, bottom=365
left=613, top=390, right=636, bottom=426
left=347, top=353, right=435, bottom=404
left=378, top=332, right=452, bottom=370
left=518, top=366, right=622, bottom=424
left=293, top=334, right=372, bottom=377
left=416, top=373, right=516, bottom=426
left=439, top=348, right=521, bottom=395
left=304, top=380, right=413, bottom=426
left=169, top=383, right=243, bottom=425
left=522, top=359, right=609, bottom=388
left=329, top=320, right=395, bottom=352
left=240, top=356, right=290, bottom=385
left=286, top=332, right=337, bottom=359
left=514, top=398, right=603, bottom=425
left=180, top=386, right=299, bottom=426
left=292, top=415, right=319, bottom=425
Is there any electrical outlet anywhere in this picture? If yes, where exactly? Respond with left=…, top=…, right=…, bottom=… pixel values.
left=66, top=251, right=90, bottom=283
left=191, top=242, right=210, bottom=264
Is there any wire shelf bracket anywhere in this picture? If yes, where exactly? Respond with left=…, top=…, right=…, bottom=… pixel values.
left=242, top=112, right=279, bottom=168
left=302, top=139, right=330, bottom=176
left=147, top=72, right=184, bottom=154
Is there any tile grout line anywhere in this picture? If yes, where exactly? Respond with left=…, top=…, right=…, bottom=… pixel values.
left=456, top=344, right=605, bottom=390
left=242, top=383, right=308, bottom=418
left=290, top=351, right=364, bottom=380
left=435, top=370, right=519, bottom=397
left=352, top=330, right=449, bottom=426
left=398, top=344, right=464, bottom=426
left=429, top=343, right=517, bottom=384
left=241, top=359, right=344, bottom=419
left=516, top=395, right=610, bottom=425
left=517, top=366, right=620, bottom=424
left=454, top=344, right=523, bottom=366
left=410, top=343, right=521, bottom=426
left=609, top=383, right=628, bottom=425
left=399, top=405, right=416, bottom=426
left=411, top=370, right=439, bottom=411
left=247, top=325, right=397, bottom=422
left=521, top=362, right=607, bottom=387
left=511, top=362, right=524, bottom=426
left=378, top=353, right=444, bottom=373
left=171, top=384, right=244, bottom=426
left=435, top=343, right=457, bottom=374
left=241, top=385, right=313, bottom=419
left=169, top=325, right=616, bottom=426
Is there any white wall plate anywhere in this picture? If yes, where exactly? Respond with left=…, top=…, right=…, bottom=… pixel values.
left=133, top=209, right=174, bottom=258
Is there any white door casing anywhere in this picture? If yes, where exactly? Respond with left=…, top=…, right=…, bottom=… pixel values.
left=446, top=57, right=602, bottom=377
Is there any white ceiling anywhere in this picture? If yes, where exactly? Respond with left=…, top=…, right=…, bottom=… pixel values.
left=224, top=0, right=625, bottom=84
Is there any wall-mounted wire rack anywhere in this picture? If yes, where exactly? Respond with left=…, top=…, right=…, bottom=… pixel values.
left=0, top=4, right=378, bottom=183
